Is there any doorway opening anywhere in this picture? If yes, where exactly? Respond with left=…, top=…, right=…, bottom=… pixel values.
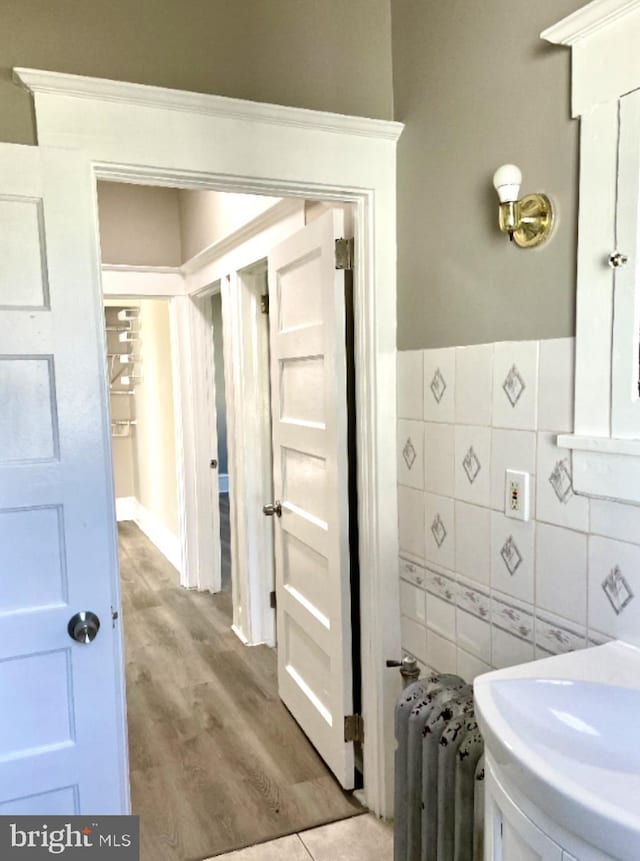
left=97, top=183, right=363, bottom=859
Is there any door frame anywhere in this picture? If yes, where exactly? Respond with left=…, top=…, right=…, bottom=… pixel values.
left=16, top=67, right=403, bottom=818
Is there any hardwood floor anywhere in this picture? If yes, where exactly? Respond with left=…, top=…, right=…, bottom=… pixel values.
left=119, top=522, right=362, bottom=861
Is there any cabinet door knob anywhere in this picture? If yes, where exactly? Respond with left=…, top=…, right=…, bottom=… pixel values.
left=609, top=251, right=629, bottom=268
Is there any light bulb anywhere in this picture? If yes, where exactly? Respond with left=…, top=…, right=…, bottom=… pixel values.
left=493, top=163, right=522, bottom=204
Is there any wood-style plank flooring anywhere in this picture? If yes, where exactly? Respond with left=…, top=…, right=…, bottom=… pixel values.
left=119, top=520, right=361, bottom=861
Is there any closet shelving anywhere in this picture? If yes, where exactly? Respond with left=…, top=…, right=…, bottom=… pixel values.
left=104, top=305, right=142, bottom=438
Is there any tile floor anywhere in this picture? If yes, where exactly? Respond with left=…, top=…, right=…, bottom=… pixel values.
left=207, top=814, right=393, bottom=860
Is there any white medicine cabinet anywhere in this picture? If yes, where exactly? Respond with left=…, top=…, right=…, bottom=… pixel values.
left=543, top=0, right=640, bottom=504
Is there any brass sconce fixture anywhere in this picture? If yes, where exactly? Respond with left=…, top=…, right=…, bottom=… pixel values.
left=492, top=164, right=554, bottom=248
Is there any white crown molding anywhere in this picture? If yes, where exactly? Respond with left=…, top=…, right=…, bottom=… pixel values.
left=541, top=0, right=640, bottom=45
left=13, top=67, right=403, bottom=142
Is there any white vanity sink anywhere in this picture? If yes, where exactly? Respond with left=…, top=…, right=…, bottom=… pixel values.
left=475, top=641, right=640, bottom=861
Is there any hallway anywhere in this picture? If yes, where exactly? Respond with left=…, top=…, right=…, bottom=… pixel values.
left=119, top=522, right=362, bottom=860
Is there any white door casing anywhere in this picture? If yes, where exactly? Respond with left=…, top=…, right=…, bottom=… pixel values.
left=15, top=68, right=403, bottom=816
left=268, top=210, right=354, bottom=789
left=0, top=144, right=127, bottom=813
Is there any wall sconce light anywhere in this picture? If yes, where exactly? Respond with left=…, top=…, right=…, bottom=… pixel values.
left=492, top=164, right=554, bottom=249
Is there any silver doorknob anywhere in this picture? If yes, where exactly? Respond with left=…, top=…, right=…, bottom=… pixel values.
left=609, top=251, right=629, bottom=268
left=263, top=501, right=282, bottom=517
left=68, top=611, right=101, bottom=644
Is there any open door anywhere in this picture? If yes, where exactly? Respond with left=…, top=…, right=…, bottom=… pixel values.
left=0, top=145, right=126, bottom=813
left=267, top=209, right=355, bottom=789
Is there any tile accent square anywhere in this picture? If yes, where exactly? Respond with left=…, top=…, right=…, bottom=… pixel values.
left=502, top=364, right=526, bottom=407
left=492, top=341, right=539, bottom=430
left=397, top=420, right=424, bottom=490
left=398, top=485, right=425, bottom=563
left=397, top=350, right=423, bottom=420
left=535, top=523, right=587, bottom=626
left=490, top=513, right=535, bottom=602
left=455, top=502, right=491, bottom=586
left=454, top=344, right=493, bottom=426
left=424, top=422, right=455, bottom=497
left=536, top=433, right=589, bottom=532
left=602, top=566, right=634, bottom=615
left=588, top=536, right=640, bottom=642
left=455, top=425, right=491, bottom=506
left=424, top=493, right=455, bottom=570
left=424, top=348, right=456, bottom=422
left=538, top=338, right=575, bottom=433
left=490, top=429, right=536, bottom=511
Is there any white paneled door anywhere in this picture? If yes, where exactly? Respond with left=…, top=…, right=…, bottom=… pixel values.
left=267, top=209, right=355, bottom=789
left=0, top=145, right=125, bottom=813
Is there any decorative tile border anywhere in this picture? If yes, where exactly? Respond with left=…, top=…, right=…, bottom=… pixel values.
left=424, top=566, right=457, bottom=604
left=535, top=612, right=587, bottom=656
left=491, top=593, right=534, bottom=643
left=399, top=557, right=426, bottom=589
left=456, top=579, right=491, bottom=621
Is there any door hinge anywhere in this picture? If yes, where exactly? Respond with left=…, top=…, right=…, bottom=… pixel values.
left=269, top=590, right=277, bottom=609
left=111, top=607, right=119, bottom=626
left=344, top=713, right=364, bottom=744
left=260, top=294, right=270, bottom=315
left=335, top=237, right=354, bottom=271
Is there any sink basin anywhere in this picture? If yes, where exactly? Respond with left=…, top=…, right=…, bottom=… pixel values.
left=490, top=678, right=640, bottom=773
left=474, top=641, right=640, bottom=861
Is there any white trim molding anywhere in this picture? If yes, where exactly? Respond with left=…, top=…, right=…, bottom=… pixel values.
left=101, top=265, right=184, bottom=297
left=13, top=68, right=404, bottom=142
left=541, top=0, right=640, bottom=45
left=542, top=0, right=640, bottom=116
left=133, top=500, right=182, bottom=573
left=18, top=67, right=403, bottom=817
left=115, top=496, right=136, bottom=522
left=543, top=2, right=640, bottom=504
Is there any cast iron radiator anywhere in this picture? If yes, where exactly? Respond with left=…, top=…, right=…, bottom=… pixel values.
left=393, top=669, right=485, bottom=861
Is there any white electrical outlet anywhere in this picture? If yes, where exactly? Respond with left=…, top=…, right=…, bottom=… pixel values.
left=505, top=469, right=530, bottom=521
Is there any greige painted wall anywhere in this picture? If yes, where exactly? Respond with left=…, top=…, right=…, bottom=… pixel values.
left=98, top=183, right=183, bottom=267
left=178, top=191, right=281, bottom=262
left=1, top=0, right=393, bottom=145
left=391, top=0, right=585, bottom=349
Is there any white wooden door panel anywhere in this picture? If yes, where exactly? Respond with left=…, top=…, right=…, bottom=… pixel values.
left=0, top=144, right=126, bottom=813
left=268, top=209, right=354, bottom=789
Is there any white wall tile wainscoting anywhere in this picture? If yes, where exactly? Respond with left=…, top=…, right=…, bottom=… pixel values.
left=397, top=337, right=640, bottom=680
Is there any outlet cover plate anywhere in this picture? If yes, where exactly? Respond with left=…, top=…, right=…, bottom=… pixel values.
left=505, top=469, right=530, bottom=521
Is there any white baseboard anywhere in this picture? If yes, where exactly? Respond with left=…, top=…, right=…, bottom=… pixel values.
left=133, top=501, right=182, bottom=574
left=218, top=473, right=229, bottom=493
left=115, top=496, right=137, bottom=521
